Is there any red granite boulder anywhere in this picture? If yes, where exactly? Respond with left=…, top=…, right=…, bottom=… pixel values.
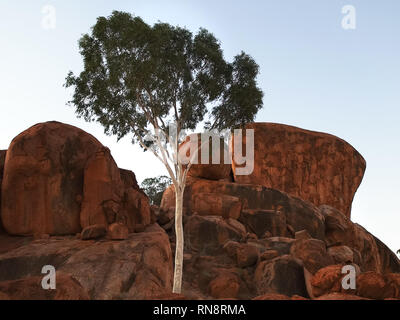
left=1, top=122, right=104, bottom=235
left=230, top=123, right=366, bottom=218
left=80, top=147, right=124, bottom=228
left=290, top=238, right=334, bottom=274
left=1, top=121, right=150, bottom=236
left=0, top=224, right=173, bottom=299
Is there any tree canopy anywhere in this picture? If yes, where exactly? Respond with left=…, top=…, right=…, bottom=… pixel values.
left=65, top=10, right=263, bottom=145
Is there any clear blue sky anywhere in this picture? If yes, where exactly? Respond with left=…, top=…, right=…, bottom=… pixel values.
left=0, top=1, right=399, bottom=252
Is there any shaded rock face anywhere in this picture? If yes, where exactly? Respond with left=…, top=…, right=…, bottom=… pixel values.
left=231, top=123, right=366, bottom=218
left=1, top=121, right=150, bottom=236
left=185, top=215, right=246, bottom=255
left=0, top=121, right=398, bottom=300
left=320, top=205, right=400, bottom=274
left=161, top=178, right=326, bottom=241
left=0, top=224, right=173, bottom=299
left=192, top=193, right=242, bottom=219
left=119, top=168, right=140, bottom=191
left=290, top=239, right=334, bottom=274
left=240, top=209, right=288, bottom=238
left=81, top=224, right=107, bottom=240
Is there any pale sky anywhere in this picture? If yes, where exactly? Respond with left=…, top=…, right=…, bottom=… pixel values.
left=0, top=1, right=399, bottom=253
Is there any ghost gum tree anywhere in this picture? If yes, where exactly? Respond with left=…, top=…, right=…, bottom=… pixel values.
left=65, top=11, right=263, bottom=293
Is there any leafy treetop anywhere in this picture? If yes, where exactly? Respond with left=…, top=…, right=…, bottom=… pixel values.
left=65, top=10, right=263, bottom=147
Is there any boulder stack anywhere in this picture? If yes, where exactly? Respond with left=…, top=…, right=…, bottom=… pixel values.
left=0, top=121, right=398, bottom=300
left=157, top=122, right=399, bottom=300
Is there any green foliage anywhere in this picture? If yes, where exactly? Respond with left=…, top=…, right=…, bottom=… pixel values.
left=65, top=11, right=263, bottom=143
left=141, top=175, right=172, bottom=205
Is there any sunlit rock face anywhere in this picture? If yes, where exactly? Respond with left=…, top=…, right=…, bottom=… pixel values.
left=231, top=122, right=366, bottom=218
left=0, top=121, right=150, bottom=236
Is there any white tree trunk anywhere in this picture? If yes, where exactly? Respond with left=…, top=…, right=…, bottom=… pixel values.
left=172, top=187, right=184, bottom=293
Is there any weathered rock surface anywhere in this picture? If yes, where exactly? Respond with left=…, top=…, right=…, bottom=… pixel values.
left=328, top=245, right=354, bottom=264
left=310, top=265, right=400, bottom=300
left=80, top=148, right=124, bottom=228
left=252, top=293, right=295, bottom=300
left=356, top=271, right=387, bottom=300
left=119, top=168, right=140, bottom=190
left=185, top=215, right=246, bottom=255
left=231, top=123, right=366, bottom=218
left=192, top=193, right=242, bottom=219
left=315, top=293, right=368, bottom=300
left=0, top=272, right=90, bottom=300
left=122, top=186, right=152, bottom=232
left=254, top=255, right=308, bottom=297
left=107, top=222, right=129, bottom=240
left=162, top=178, right=326, bottom=241
left=223, top=241, right=259, bottom=268
left=209, top=272, right=241, bottom=299
left=290, top=239, right=334, bottom=274
left=320, top=205, right=400, bottom=274
left=1, top=122, right=104, bottom=235
left=159, top=172, right=399, bottom=300
left=1, top=121, right=399, bottom=300
left=310, top=264, right=350, bottom=297
left=81, top=224, right=107, bottom=240
left=0, top=224, right=173, bottom=299
left=1, top=121, right=150, bottom=236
